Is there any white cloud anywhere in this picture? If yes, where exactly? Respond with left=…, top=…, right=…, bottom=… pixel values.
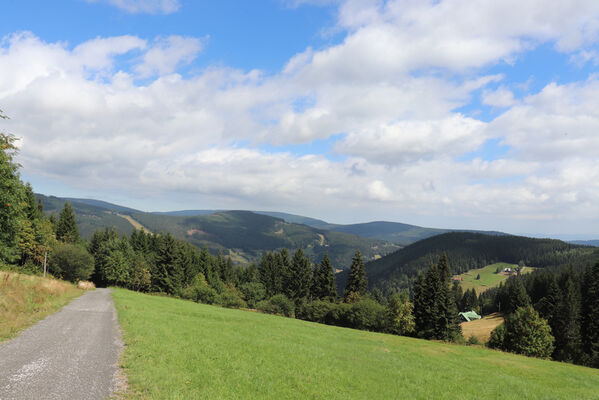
left=4, top=0, right=599, bottom=233
left=134, top=36, right=204, bottom=78
left=336, top=115, right=486, bottom=165
left=482, top=87, right=517, bottom=108
left=86, top=0, right=180, bottom=14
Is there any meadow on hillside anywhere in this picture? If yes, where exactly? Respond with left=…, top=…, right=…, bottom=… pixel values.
left=112, top=289, right=599, bottom=400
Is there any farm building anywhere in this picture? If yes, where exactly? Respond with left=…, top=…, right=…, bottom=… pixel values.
left=459, top=311, right=481, bottom=322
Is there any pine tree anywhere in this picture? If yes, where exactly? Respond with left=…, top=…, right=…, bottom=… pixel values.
left=0, top=132, right=24, bottom=263
left=287, top=248, right=312, bottom=302
left=344, top=250, right=367, bottom=300
left=314, top=254, right=337, bottom=301
left=56, top=202, right=80, bottom=243
left=413, top=257, right=461, bottom=341
left=503, top=305, right=554, bottom=359
left=581, top=260, right=599, bottom=367
left=551, top=271, right=582, bottom=363
left=153, top=233, right=183, bottom=294
left=506, top=277, right=530, bottom=314
left=451, top=280, right=463, bottom=310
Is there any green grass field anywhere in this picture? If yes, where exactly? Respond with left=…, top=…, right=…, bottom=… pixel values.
left=112, top=288, right=599, bottom=399
left=455, top=263, right=533, bottom=294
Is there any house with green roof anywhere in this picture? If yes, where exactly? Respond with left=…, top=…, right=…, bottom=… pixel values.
left=458, top=311, right=481, bottom=322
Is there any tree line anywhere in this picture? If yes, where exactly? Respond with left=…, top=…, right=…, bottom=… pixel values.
left=479, top=264, right=599, bottom=368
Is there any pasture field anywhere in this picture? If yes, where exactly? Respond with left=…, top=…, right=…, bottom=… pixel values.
left=461, top=313, right=504, bottom=343
left=455, top=263, right=533, bottom=294
left=112, top=288, right=599, bottom=400
left=0, top=270, right=83, bottom=342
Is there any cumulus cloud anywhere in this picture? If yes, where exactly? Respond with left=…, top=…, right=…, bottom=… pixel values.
left=482, top=87, right=517, bottom=108
left=86, top=0, right=180, bottom=14
left=134, top=36, right=204, bottom=78
left=3, top=0, right=599, bottom=233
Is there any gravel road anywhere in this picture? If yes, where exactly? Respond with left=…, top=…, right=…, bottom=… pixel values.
left=0, top=288, right=123, bottom=400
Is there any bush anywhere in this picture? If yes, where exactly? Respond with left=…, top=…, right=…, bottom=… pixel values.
left=216, top=288, right=247, bottom=309
left=346, top=299, right=387, bottom=331
left=257, top=294, right=295, bottom=317
left=487, top=323, right=506, bottom=350
left=239, top=282, right=266, bottom=308
left=297, top=300, right=337, bottom=323
left=48, top=243, right=94, bottom=282
left=181, top=274, right=218, bottom=304
left=467, top=336, right=481, bottom=346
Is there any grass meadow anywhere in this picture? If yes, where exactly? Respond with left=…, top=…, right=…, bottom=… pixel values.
left=112, top=288, right=599, bottom=400
left=456, top=262, right=533, bottom=294
left=0, top=270, right=83, bottom=342
left=461, top=313, right=504, bottom=343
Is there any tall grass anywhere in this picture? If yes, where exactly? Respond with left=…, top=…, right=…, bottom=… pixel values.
left=113, top=288, right=599, bottom=400
left=0, top=270, right=83, bottom=341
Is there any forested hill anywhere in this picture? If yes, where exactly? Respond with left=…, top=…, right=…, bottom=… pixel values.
left=361, top=232, right=599, bottom=293
left=129, top=210, right=399, bottom=268
left=37, top=194, right=399, bottom=269
left=38, top=194, right=136, bottom=238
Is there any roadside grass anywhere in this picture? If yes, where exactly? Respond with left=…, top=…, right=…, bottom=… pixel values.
left=461, top=312, right=504, bottom=343
left=0, top=270, right=83, bottom=342
left=456, top=263, right=534, bottom=295
left=112, top=288, right=599, bottom=400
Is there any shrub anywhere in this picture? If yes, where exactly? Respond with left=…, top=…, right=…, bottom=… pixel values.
left=346, top=298, right=387, bottom=331
left=297, top=300, right=336, bottom=323
left=467, top=336, right=481, bottom=346
left=216, top=288, right=247, bottom=309
left=257, top=294, right=295, bottom=317
left=48, top=243, right=94, bottom=282
left=487, top=323, right=506, bottom=350
left=239, top=282, right=266, bottom=308
left=181, top=274, right=218, bottom=304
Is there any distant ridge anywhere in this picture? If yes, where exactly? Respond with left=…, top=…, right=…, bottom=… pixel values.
left=38, top=195, right=508, bottom=246
left=569, top=239, right=599, bottom=247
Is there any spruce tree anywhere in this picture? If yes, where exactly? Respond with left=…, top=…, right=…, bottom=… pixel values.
left=413, top=257, right=461, bottom=341
left=287, top=248, right=312, bottom=302
left=552, top=271, right=582, bottom=363
left=56, top=202, right=80, bottom=243
left=344, top=250, right=367, bottom=300
left=581, top=260, right=599, bottom=367
left=503, top=305, right=554, bottom=359
left=0, top=133, right=24, bottom=263
left=153, top=233, right=183, bottom=294
left=506, top=277, right=530, bottom=314
left=314, top=254, right=337, bottom=301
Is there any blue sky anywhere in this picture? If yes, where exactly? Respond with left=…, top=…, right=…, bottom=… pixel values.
left=2, top=0, right=599, bottom=237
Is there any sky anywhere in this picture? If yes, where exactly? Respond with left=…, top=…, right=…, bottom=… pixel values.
left=1, top=0, right=599, bottom=238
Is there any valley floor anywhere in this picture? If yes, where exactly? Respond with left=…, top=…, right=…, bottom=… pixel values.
left=112, top=288, right=599, bottom=399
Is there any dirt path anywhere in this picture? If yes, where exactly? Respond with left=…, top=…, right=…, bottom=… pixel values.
left=0, top=289, right=123, bottom=399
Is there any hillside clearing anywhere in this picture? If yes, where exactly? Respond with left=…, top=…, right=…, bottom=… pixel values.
left=0, top=271, right=83, bottom=342
left=461, top=313, right=504, bottom=343
left=454, top=263, right=534, bottom=295
left=112, top=288, right=599, bottom=399
left=117, top=213, right=150, bottom=233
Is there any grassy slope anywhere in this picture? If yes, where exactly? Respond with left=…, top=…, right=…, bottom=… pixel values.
left=461, top=313, right=504, bottom=343
left=456, top=263, right=534, bottom=295
left=112, top=288, right=599, bottom=400
left=0, top=270, right=83, bottom=341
